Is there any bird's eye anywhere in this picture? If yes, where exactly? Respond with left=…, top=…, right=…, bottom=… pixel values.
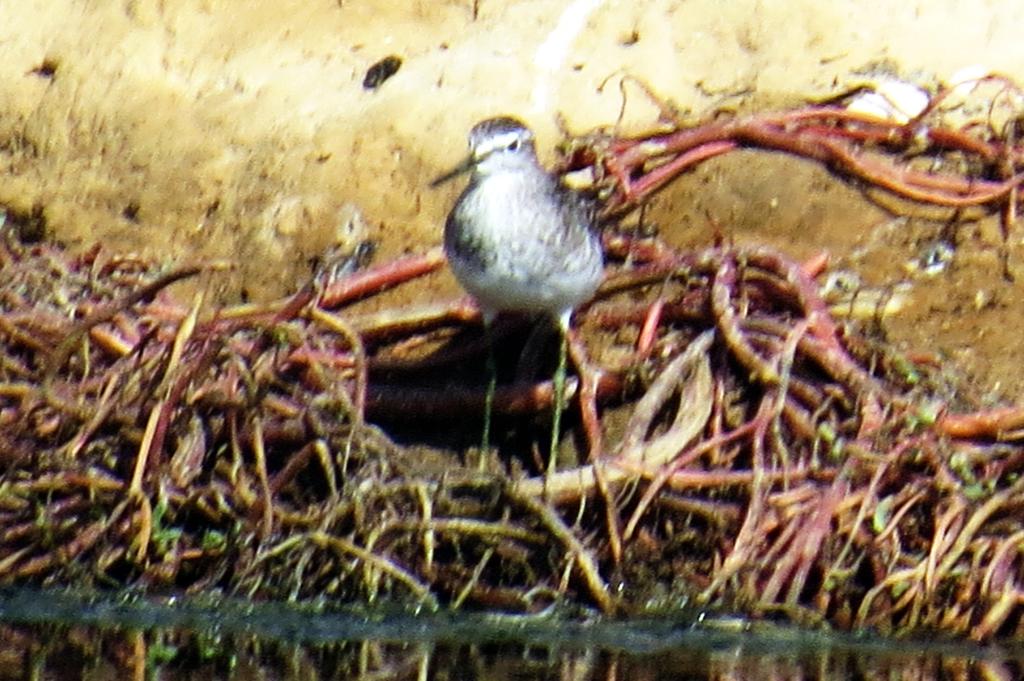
left=508, top=139, right=520, bottom=152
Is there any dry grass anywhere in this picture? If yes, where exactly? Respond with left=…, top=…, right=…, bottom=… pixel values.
left=4, top=82, right=1024, bottom=642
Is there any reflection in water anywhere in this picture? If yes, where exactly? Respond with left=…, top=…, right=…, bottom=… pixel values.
left=3, top=629, right=1020, bottom=681
left=0, top=590, right=1021, bottom=680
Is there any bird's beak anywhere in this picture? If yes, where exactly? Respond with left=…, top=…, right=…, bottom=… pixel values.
left=429, top=155, right=475, bottom=187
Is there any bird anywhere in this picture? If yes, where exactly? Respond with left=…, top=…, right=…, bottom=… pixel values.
left=432, top=116, right=604, bottom=470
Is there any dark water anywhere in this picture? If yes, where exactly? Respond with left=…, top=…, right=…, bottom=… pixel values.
left=0, top=589, right=1020, bottom=680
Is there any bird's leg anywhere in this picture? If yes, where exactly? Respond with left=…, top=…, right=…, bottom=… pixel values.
left=547, top=313, right=571, bottom=479
left=480, top=313, right=497, bottom=468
